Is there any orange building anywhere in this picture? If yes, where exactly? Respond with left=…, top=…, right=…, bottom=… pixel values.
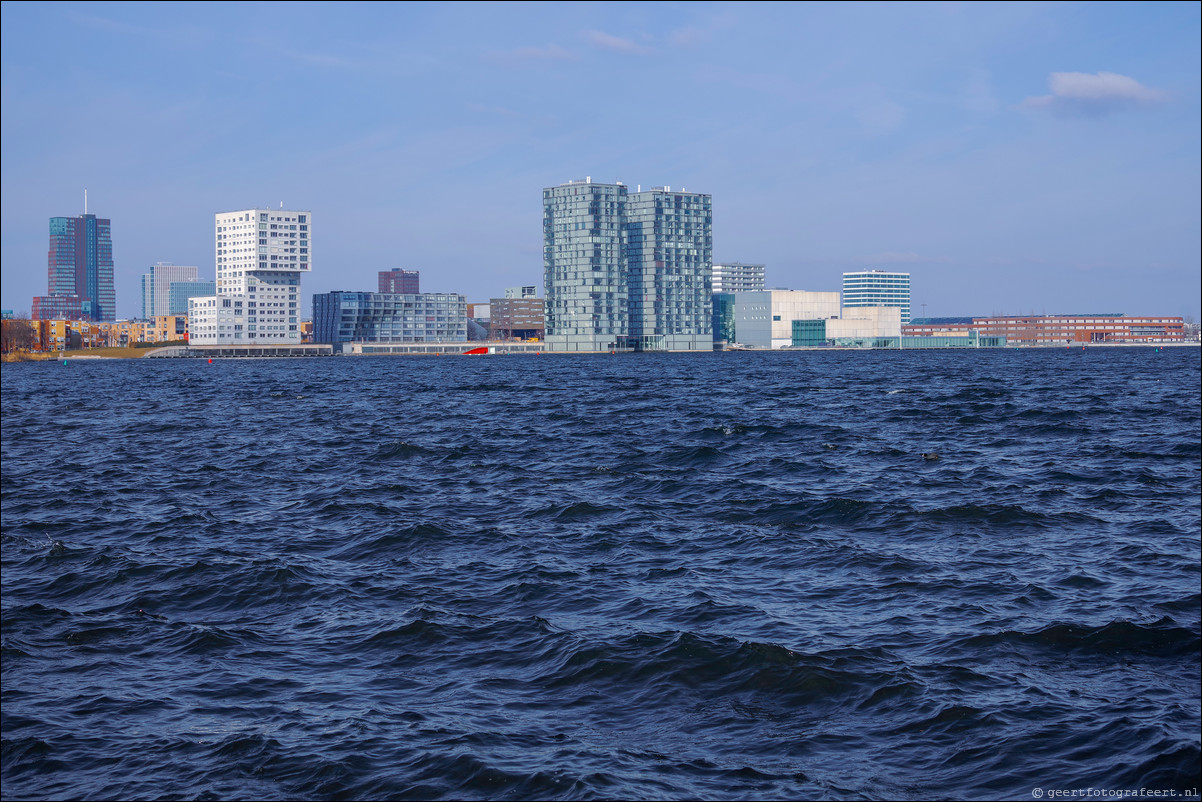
left=145, top=315, right=188, bottom=343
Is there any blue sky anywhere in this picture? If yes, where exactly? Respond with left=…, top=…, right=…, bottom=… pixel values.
left=2, top=1, right=1199, bottom=320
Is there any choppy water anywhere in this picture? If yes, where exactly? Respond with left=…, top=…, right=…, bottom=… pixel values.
left=3, top=348, right=1200, bottom=801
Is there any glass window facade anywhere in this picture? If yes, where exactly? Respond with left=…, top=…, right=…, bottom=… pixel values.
left=543, top=181, right=629, bottom=351
left=712, top=262, right=765, bottom=293
left=312, top=292, right=467, bottom=344
left=543, top=180, right=712, bottom=352
left=168, top=280, right=217, bottom=316
left=43, top=214, right=115, bottom=322
left=842, top=270, right=911, bottom=325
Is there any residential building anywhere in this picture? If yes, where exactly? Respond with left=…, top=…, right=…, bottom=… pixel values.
left=168, top=279, right=216, bottom=316
left=505, top=285, right=537, bottom=299
left=144, top=315, right=189, bottom=343
left=189, top=208, right=311, bottom=345
left=842, top=270, right=911, bottom=325
left=542, top=178, right=712, bottom=352
left=35, top=212, right=115, bottom=321
left=42, top=319, right=107, bottom=351
left=379, top=269, right=420, bottom=294
left=626, top=187, right=713, bottom=351
left=141, top=264, right=199, bottom=318
left=712, top=262, right=766, bottom=293
left=543, top=179, right=629, bottom=352
left=489, top=296, right=544, bottom=341
left=312, top=291, right=466, bottom=347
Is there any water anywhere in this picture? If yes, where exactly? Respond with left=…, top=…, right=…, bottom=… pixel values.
left=2, top=349, right=1199, bottom=801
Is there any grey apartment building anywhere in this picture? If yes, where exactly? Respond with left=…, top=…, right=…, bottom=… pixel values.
left=712, top=262, right=766, bottom=293
left=542, top=178, right=712, bottom=352
left=312, top=291, right=466, bottom=346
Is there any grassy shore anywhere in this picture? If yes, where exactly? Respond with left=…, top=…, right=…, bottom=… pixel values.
left=2, top=347, right=149, bottom=362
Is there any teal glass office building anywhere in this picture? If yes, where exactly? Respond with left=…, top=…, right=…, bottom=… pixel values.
left=543, top=179, right=712, bottom=352
left=42, top=214, right=115, bottom=321
left=842, top=270, right=911, bottom=325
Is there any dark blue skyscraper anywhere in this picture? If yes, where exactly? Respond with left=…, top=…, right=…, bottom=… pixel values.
left=36, top=213, right=115, bottom=321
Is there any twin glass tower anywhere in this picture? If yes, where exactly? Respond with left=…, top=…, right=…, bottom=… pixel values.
left=543, top=178, right=713, bottom=352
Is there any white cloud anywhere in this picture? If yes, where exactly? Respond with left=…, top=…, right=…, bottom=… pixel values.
left=1020, top=71, right=1168, bottom=116
left=584, top=30, right=653, bottom=55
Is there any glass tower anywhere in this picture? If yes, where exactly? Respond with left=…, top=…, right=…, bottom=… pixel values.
left=45, top=214, right=115, bottom=321
left=141, top=263, right=199, bottom=318
left=543, top=179, right=713, bottom=352
left=543, top=180, right=629, bottom=352
left=842, top=270, right=911, bottom=325
left=626, top=188, right=712, bottom=351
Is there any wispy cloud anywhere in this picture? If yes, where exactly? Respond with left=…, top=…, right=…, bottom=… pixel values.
left=1020, top=71, right=1168, bottom=116
left=668, top=12, right=737, bottom=48
left=584, top=30, right=653, bottom=55
left=483, top=44, right=575, bottom=63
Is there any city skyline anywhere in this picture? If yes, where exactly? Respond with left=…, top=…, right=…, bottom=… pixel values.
left=2, top=2, right=1199, bottom=320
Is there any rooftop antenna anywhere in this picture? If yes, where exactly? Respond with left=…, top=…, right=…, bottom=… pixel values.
left=280, top=201, right=284, bottom=209
left=84, top=188, right=88, bottom=215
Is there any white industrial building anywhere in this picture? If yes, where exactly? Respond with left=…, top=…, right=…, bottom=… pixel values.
left=721, top=291, right=902, bottom=349
left=730, top=290, right=841, bottom=349
left=826, top=306, right=902, bottom=340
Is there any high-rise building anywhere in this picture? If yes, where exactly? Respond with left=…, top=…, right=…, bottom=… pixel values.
left=543, top=179, right=629, bottom=352
left=379, top=269, right=420, bottom=294
left=33, top=212, right=115, bottom=321
left=842, top=270, right=911, bottom=325
left=626, top=187, right=713, bottom=351
left=712, top=262, right=765, bottom=293
left=542, top=178, right=712, bottom=352
left=188, top=208, right=311, bottom=344
left=168, top=280, right=216, bottom=316
left=141, top=263, right=199, bottom=318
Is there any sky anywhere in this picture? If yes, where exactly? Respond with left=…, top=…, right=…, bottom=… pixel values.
left=2, top=1, right=1199, bottom=320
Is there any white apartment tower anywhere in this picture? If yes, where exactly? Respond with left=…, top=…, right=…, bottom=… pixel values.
left=842, top=270, right=911, bottom=325
left=189, top=208, right=311, bottom=344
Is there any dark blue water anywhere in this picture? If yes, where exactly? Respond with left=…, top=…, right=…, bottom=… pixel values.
left=3, top=349, right=1199, bottom=801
